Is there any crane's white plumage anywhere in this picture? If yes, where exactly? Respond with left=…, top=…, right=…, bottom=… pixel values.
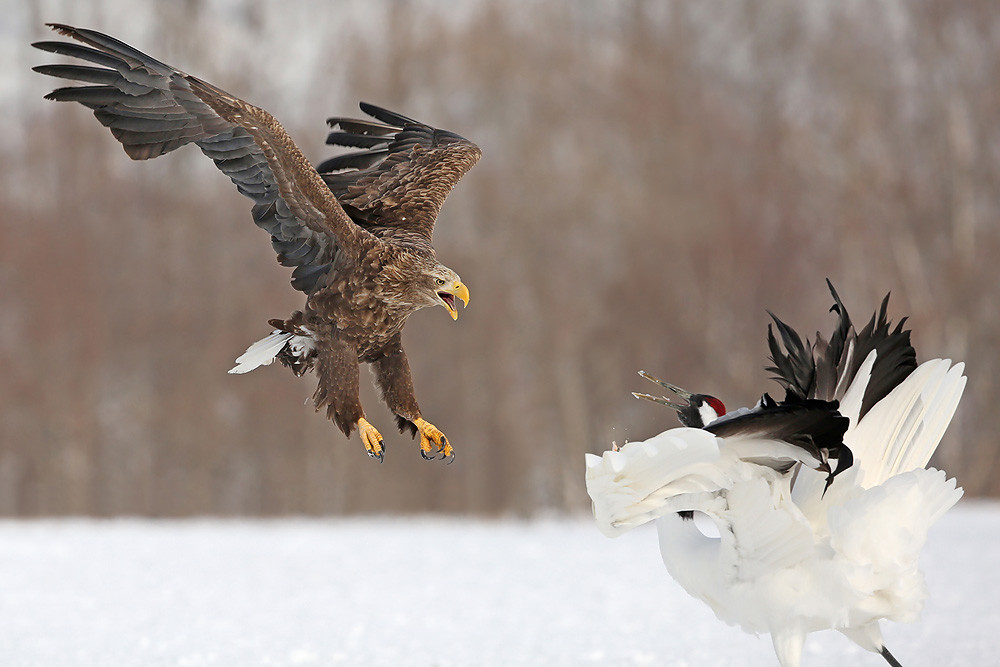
left=586, top=286, right=966, bottom=667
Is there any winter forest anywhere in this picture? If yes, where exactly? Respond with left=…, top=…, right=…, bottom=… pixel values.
left=3, top=0, right=1000, bottom=517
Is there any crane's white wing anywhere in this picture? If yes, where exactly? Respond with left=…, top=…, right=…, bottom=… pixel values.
left=793, top=358, right=966, bottom=512
left=849, top=359, right=966, bottom=488
left=585, top=428, right=726, bottom=536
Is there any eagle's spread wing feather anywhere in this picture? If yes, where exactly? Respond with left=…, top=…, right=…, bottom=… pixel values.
left=318, top=102, right=482, bottom=247
left=33, top=23, right=371, bottom=294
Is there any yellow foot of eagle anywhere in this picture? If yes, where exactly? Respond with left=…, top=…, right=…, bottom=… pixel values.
left=414, top=418, right=454, bottom=463
left=357, top=417, right=385, bottom=462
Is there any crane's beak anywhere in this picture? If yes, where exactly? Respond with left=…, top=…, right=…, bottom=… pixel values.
left=438, top=281, right=470, bottom=320
left=632, top=371, right=693, bottom=409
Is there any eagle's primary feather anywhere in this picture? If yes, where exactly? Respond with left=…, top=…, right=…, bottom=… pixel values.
left=34, top=24, right=480, bottom=461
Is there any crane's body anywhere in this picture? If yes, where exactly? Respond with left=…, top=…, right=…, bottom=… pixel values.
left=586, top=283, right=966, bottom=666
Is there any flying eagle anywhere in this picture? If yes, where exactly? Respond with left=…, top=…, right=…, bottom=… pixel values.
left=33, top=24, right=480, bottom=461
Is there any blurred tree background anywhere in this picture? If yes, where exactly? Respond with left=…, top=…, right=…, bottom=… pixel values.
left=2, top=0, right=998, bottom=516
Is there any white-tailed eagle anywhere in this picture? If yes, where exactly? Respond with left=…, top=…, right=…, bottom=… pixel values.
left=34, top=24, right=481, bottom=462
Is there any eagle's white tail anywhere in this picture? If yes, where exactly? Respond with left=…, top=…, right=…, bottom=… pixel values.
left=228, top=331, right=294, bottom=374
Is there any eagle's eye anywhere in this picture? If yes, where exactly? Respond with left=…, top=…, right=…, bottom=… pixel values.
left=435, top=278, right=446, bottom=286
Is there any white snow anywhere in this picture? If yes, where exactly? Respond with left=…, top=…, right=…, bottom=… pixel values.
left=0, top=504, right=997, bottom=666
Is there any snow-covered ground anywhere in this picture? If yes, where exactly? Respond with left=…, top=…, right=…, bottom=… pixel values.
left=1, top=503, right=997, bottom=666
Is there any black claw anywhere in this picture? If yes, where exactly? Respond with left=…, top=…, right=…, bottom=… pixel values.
left=444, top=451, right=456, bottom=465
left=420, top=448, right=434, bottom=461
left=366, top=442, right=385, bottom=463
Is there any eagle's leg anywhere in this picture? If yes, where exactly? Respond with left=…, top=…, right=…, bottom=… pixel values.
left=372, top=342, right=454, bottom=462
left=314, top=336, right=384, bottom=460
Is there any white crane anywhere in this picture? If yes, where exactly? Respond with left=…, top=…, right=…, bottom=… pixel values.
left=586, top=281, right=965, bottom=666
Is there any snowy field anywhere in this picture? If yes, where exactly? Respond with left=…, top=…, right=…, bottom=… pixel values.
left=1, top=504, right=997, bottom=667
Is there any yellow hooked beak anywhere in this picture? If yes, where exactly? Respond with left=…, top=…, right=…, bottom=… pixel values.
left=439, top=281, right=470, bottom=320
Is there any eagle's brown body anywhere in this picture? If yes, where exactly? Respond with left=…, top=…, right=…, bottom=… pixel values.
left=34, top=24, right=480, bottom=460
left=306, top=246, right=429, bottom=439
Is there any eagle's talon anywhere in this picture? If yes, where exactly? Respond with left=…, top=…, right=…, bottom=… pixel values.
left=357, top=417, right=385, bottom=461
left=439, top=438, right=455, bottom=461
left=413, top=417, right=453, bottom=461
left=420, top=449, right=435, bottom=461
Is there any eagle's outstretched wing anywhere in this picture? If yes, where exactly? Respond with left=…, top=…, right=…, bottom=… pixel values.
left=33, top=23, right=370, bottom=294
left=319, top=103, right=482, bottom=249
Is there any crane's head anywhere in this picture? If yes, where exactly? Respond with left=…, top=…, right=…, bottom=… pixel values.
left=632, top=371, right=726, bottom=428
